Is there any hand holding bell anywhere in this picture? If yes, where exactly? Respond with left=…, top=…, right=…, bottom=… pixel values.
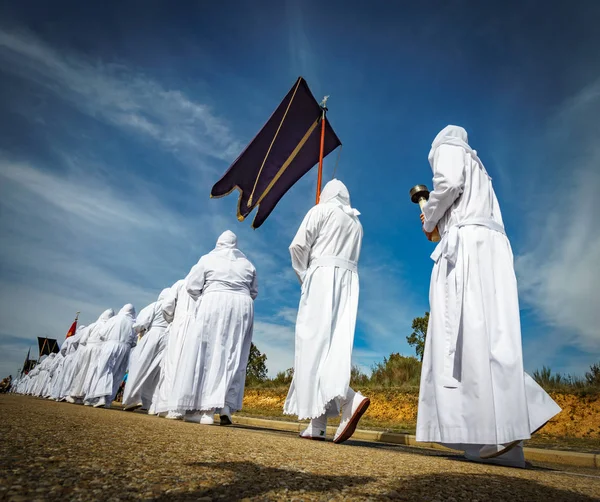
left=410, top=185, right=441, bottom=243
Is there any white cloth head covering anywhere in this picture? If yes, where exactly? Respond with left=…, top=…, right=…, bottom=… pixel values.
left=119, top=304, right=136, bottom=318
left=158, top=288, right=171, bottom=301
left=428, top=125, right=489, bottom=178
left=210, top=230, right=247, bottom=260
left=319, top=179, right=360, bottom=217
left=98, top=308, right=115, bottom=322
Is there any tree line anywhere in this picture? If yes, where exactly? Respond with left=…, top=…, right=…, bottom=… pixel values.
left=246, top=312, right=600, bottom=392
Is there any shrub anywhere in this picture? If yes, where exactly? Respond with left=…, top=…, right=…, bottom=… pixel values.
left=369, top=353, right=421, bottom=388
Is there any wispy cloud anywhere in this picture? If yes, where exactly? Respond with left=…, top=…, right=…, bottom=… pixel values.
left=0, top=29, right=242, bottom=167
left=284, top=0, right=319, bottom=90
left=0, top=24, right=454, bottom=383
left=253, top=315, right=296, bottom=376
left=356, top=255, right=427, bottom=366
left=515, top=77, right=600, bottom=364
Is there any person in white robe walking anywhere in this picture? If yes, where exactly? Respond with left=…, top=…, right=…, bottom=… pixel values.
left=86, top=304, right=136, bottom=408
left=44, top=344, right=72, bottom=398
left=283, top=179, right=370, bottom=444
left=179, top=230, right=257, bottom=425
left=152, top=280, right=199, bottom=420
left=32, top=354, right=55, bottom=396
left=49, top=325, right=85, bottom=400
left=50, top=324, right=87, bottom=401
left=66, top=309, right=114, bottom=404
left=24, top=364, right=39, bottom=395
left=417, top=125, right=561, bottom=467
left=122, top=289, right=171, bottom=411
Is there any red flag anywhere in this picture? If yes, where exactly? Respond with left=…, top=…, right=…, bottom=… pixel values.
left=65, top=312, right=80, bottom=339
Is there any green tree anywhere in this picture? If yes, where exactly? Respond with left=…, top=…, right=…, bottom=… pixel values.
left=585, top=362, right=600, bottom=386
left=370, top=353, right=421, bottom=387
left=270, top=368, right=294, bottom=387
left=245, top=343, right=268, bottom=386
left=406, top=312, right=429, bottom=361
left=350, top=365, right=369, bottom=387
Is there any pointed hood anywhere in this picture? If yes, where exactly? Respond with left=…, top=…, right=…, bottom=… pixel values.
left=319, top=179, right=360, bottom=218
left=428, top=125, right=489, bottom=177
left=119, top=303, right=136, bottom=318
left=98, top=308, right=115, bottom=322
left=210, top=230, right=247, bottom=260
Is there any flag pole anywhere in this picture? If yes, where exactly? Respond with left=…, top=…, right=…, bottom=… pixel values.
left=316, top=96, right=329, bottom=204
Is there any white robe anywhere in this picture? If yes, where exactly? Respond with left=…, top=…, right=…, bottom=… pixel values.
left=87, top=304, right=136, bottom=402
left=67, top=309, right=114, bottom=400
left=43, top=350, right=65, bottom=397
left=24, top=367, right=38, bottom=394
left=152, top=280, right=199, bottom=414
left=416, top=126, right=561, bottom=445
left=123, top=291, right=170, bottom=409
left=283, top=180, right=363, bottom=420
left=47, top=351, right=67, bottom=398
left=174, top=230, right=257, bottom=413
left=32, top=354, right=55, bottom=396
left=50, top=326, right=88, bottom=400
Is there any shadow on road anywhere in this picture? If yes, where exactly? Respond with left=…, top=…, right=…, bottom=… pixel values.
left=376, top=472, right=600, bottom=501
left=160, top=460, right=374, bottom=500
left=157, top=463, right=599, bottom=501
left=231, top=425, right=572, bottom=474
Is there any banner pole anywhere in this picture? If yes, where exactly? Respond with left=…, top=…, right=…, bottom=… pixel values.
left=316, top=96, right=329, bottom=204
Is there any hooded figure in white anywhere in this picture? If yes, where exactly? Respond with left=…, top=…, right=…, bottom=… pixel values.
left=283, top=179, right=370, bottom=444
left=32, top=353, right=56, bottom=396
left=176, top=230, right=258, bottom=425
left=45, top=326, right=83, bottom=399
left=417, top=125, right=561, bottom=467
left=86, top=304, right=136, bottom=408
left=49, top=324, right=86, bottom=400
left=26, top=359, right=44, bottom=395
left=42, top=352, right=61, bottom=398
left=152, top=279, right=200, bottom=419
left=66, top=309, right=114, bottom=403
left=122, top=289, right=171, bottom=411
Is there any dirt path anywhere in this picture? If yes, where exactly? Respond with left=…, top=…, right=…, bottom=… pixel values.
left=1, top=395, right=600, bottom=501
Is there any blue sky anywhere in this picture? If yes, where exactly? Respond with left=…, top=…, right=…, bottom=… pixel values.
left=0, top=0, right=599, bottom=379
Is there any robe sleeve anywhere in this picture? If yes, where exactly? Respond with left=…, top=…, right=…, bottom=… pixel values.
left=128, top=326, right=137, bottom=347
left=422, top=144, right=465, bottom=232
left=161, top=287, right=178, bottom=324
left=249, top=268, right=258, bottom=300
left=185, top=261, right=206, bottom=301
left=289, top=206, right=323, bottom=284
left=133, top=303, right=156, bottom=335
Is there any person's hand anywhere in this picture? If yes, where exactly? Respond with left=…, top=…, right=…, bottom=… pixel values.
left=420, top=213, right=434, bottom=241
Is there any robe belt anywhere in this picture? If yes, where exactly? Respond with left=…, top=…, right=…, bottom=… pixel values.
left=309, top=256, right=358, bottom=273
left=429, top=217, right=506, bottom=388
left=202, top=284, right=252, bottom=297
left=430, top=217, right=506, bottom=265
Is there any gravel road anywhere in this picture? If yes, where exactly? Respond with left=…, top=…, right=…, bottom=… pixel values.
left=1, top=395, right=599, bottom=501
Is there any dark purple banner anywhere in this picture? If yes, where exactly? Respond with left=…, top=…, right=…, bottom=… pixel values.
left=211, top=77, right=341, bottom=229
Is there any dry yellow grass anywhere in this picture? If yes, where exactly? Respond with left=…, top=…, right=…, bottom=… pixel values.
left=243, top=388, right=600, bottom=445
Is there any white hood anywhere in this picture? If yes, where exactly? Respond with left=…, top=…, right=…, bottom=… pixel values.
left=319, top=179, right=360, bottom=218
left=209, top=230, right=247, bottom=260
